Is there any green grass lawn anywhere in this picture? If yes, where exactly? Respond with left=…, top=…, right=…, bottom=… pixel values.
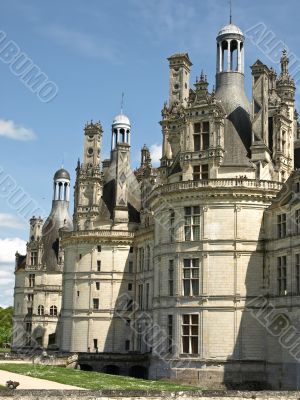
left=0, top=364, right=198, bottom=391
left=0, top=348, right=10, bottom=353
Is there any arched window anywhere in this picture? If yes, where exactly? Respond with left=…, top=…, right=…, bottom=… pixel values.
left=38, top=305, right=44, bottom=316
left=50, top=305, right=57, bottom=316
left=120, top=128, right=125, bottom=142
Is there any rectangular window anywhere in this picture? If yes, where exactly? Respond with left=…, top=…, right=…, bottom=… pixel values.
left=277, top=256, right=287, bottom=295
left=27, top=294, right=34, bottom=302
left=27, top=307, right=32, bottom=316
left=129, top=261, right=133, bottom=273
left=138, top=284, right=143, bottom=310
left=128, top=283, right=132, bottom=291
left=277, top=214, right=287, bottom=238
left=296, top=254, right=300, bottom=294
left=25, top=322, right=32, bottom=333
left=182, top=314, right=199, bottom=354
left=183, top=259, right=200, bottom=296
left=125, top=340, right=130, bottom=351
left=93, top=339, right=98, bottom=350
left=169, top=209, right=175, bottom=242
left=93, top=298, right=99, bottom=310
left=97, top=260, right=101, bottom=271
left=169, top=260, right=174, bottom=296
left=129, top=246, right=133, bottom=253
left=201, top=164, right=208, bottom=180
left=193, top=165, right=208, bottom=180
left=138, top=248, right=144, bottom=272
left=184, top=206, right=200, bottom=241
left=193, top=165, right=200, bottom=181
left=97, top=245, right=101, bottom=252
left=96, top=282, right=100, bottom=290
left=146, top=283, right=150, bottom=310
left=193, top=121, right=209, bottom=151
left=168, top=315, right=173, bottom=354
left=29, top=274, right=35, bottom=287
left=30, top=251, right=37, bottom=266
left=297, top=182, right=300, bottom=193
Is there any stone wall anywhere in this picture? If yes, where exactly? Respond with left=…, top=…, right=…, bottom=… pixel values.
left=1, top=390, right=300, bottom=400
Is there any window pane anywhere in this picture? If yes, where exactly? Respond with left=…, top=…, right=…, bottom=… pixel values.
left=184, top=269, right=191, bottom=278
left=191, top=336, right=198, bottom=354
left=185, top=227, right=191, bottom=240
left=191, top=315, right=199, bottom=324
left=182, top=326, right=189, bottom=335
left=184, top=280, right=190, bottom=296
left=184, top=207, right=191, bottom=216
left=192, top=280, right=199, bottom=295
left=182, top=337, right=189, bottom=353
left=194, top=123, right=201, bottom=133
left=191, top=325, right=198, bottom=335
left=194, top=135, right=200, bottom=151
left=193, top=206, right=200, bottom=215
left=193, top=226, right=200, bottom=240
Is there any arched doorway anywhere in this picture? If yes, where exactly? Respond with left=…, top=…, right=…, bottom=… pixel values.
left=104, top=365, right=120, bottom=375
left=79, top=364, right=93, bottom=371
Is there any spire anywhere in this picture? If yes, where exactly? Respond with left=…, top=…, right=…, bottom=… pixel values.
left=229, top=0, right=232, bottom=24
left=120, top=92, right=124, bottom=115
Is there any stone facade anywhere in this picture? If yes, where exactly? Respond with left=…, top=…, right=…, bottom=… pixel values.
left=12, top=21, right=300, bottom=389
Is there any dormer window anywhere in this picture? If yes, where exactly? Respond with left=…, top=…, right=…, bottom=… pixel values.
left=193, top=122, right=209, bottom=151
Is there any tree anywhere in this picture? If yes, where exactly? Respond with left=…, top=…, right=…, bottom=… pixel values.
left=0, top=307, right=13, bottom=347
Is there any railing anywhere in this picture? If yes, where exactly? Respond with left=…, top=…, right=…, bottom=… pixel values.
left=151, top=178, right=283, bottom=196
left=34, top=285, right=62, bottom=291
left=61, top=229, right=135, bottom=239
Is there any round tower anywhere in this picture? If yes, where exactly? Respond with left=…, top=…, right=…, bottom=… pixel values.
left=111, top=113, right=131, bottom=149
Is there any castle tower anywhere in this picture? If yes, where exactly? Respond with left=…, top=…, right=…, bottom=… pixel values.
left=74, top=122, right=103, bottom=230
left=215, top=22, right=253, bottom=172
left=167, top=53, right=192, bottom=107
left=111, top=113, right=131, bottom=224
left=13, top=168, right=73, bottom=351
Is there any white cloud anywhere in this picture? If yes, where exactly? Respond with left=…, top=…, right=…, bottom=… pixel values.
left=150, top=143, right=162, bottom=166
left=0, top=214, right=26, bottom=229
left=0, top=263, right=15, bottom=307
left=0, top=237, right=27, bottom=263
left=0, top=119, right=36, bottom=141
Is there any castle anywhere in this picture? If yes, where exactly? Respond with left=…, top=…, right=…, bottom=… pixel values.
left=12, top=20, right=300, bottom=389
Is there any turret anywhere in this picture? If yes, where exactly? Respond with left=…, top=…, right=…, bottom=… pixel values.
left=83, top=121, right=103, bottom=169
left=111, top=114, right=131, bottom=150
left=42, top=168, right=73, bottom=271
left=167, top=53, right=192, bottom=107
left=215, top=21, right=252, bottom=170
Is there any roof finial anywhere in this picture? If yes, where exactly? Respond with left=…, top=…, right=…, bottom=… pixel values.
left=120, top=92, right=124, bottom=115
left=229, top=0, right=232, bottom=24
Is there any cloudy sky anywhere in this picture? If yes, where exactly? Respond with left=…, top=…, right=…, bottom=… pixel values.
left=0, top=0, right=299, bottom=307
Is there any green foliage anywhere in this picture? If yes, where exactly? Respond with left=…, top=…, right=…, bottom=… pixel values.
left=0, top=364, right=198, bottom=391
left=0, top=307, right=13, bottom=347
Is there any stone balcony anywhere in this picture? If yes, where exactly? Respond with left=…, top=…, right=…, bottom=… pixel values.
left=149, top=178, right=283, bottom=200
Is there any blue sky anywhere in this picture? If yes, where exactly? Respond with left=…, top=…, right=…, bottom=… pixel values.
left=0, top=0, right=299, bottom=307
